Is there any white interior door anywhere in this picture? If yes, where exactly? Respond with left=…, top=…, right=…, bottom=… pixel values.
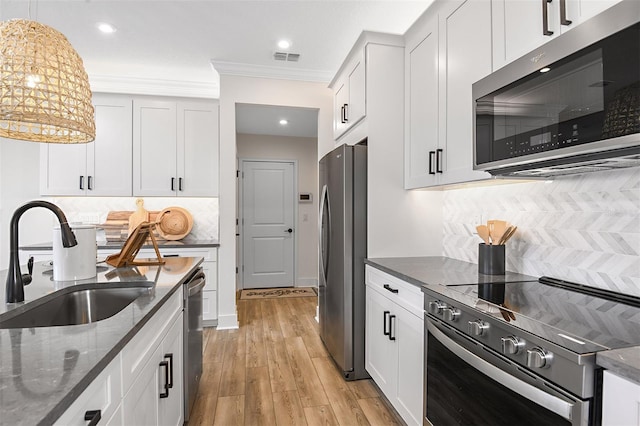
left=241, top=160, right=295, bottom=289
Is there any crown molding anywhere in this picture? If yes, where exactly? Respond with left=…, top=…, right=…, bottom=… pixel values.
left=89, top=74, right=219, bottom=99
left=211, top=60, right=333, bottom=83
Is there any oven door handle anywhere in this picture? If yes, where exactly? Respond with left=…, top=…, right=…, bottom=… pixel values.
left=427, top=321, right=575, bottom=421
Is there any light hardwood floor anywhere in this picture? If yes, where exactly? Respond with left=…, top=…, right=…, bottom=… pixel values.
left=189, top=295, right=403, bottom=425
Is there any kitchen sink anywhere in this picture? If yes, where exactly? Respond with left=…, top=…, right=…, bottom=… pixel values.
left=0, top=284, right=153, bottom=329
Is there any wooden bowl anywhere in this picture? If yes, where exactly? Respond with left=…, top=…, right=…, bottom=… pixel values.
left=156, top=207, right=193, bottom=241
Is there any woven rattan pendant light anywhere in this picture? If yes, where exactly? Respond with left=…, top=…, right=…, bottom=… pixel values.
left=0, top=19, right=95, bottom=143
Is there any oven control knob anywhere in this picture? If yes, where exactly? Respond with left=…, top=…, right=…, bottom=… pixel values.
left=428, top=301, right=446, bottom=315
left=501, top=336, right=525, bottom=355
left=526, top=348, right=553, bottom=369
left=442, top=307, right=460, bottom=322
left=467, top=320, right=489, bottom=336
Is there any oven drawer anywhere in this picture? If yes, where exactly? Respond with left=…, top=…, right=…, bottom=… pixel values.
left=365, top=265, right=423, bottom=316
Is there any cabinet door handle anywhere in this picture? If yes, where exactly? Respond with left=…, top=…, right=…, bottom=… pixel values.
left=87, top=175, right=93, bottom=190
left=428, top=151, right=436, bottom=175
left=164, top=353, right=174, bottom=389
left=559, top=0, right=572, bottom=26
left=436, top=149, right=443, bottom=173
left=383, top=284, right=399, bottom=294
left=79, top=175, right=84, bottom=190
left=159, top=360, right=170, bottom=398
left=383, top=310, right=391, bottom=336
left=389, top=315, right=397, bottom=341
left=542, top=0, right=554, bottom=36
left=342, top=103, right=349, bottom=123
left=171, top=177, right=175, bottom=191
left=178, top=177, right=183, bottom=191
left=84, top=409, right=101, bottom=426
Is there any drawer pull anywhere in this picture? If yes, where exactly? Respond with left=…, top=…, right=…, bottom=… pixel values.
left=383, top=284, right=399, bottom=294
left=84, top=409, right=101, bottom=426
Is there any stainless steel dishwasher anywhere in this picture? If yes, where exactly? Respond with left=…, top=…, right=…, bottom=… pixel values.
left=183, top=267, right=205, bottom=422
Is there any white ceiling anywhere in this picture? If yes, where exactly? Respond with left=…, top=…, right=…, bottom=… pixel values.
left=0, top=0, right=433, bottom=137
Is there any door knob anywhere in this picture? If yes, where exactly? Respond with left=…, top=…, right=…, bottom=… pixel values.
left=285, top=228, right=293, bottom=233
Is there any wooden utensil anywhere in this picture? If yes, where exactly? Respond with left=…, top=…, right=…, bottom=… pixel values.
left=128, top=198, right=149, bottom=236
left=488, top=220, right=508, bottom=244
left=476, top=225, right=491, bottom=245
left=499, top=226, right=518, bottom=245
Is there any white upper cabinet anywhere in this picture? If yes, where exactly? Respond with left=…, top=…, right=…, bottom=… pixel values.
left=404, top=0, right=492, bottom=189
left=331, top=49, right=366, bottom=140
left=133, top=99, right=177, bottom=196
left=492, top=0, right=623, bottom=70
left=405, top=13, right=440, bottom=188
left=133, top=99, right=219, bottom=197
left=40, top=94, right=133, bottom=196
left=178, top=101, right=220, bottom=197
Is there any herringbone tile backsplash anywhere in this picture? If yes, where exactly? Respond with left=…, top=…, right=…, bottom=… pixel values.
left=443, top=167, right=640, bottom=296
left=50, top=197, right=219, bottom=240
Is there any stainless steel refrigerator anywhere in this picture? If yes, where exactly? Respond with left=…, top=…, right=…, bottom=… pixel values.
left=319, top=143, right=368, bottom=380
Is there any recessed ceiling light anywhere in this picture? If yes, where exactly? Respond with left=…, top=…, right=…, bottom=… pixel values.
left=540, top=67, right=551, bottom=73
left=277, top=40, right=291, bottom=50
left=97, top=22, right=117, bottom=34
left=279, top=119, right=288, bottom=125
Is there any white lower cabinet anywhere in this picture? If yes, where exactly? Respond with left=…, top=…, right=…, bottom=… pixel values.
left=54, top=355, right=122, bottom=426
left=365, top=265, right=424, bottom=426
left=602, top=370, right=640, bottom=426
left=54, top=289, right=183, bottom=426
left=122, top=310, right=184, bottom=425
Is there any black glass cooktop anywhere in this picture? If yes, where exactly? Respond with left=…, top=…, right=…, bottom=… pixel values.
left=430, top=277, right=640, bottom=355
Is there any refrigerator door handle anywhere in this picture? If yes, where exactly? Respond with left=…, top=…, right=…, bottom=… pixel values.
left=319, top=184, right=330, bottom=284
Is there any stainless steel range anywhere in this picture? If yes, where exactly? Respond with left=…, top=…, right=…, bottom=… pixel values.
left=423, top=277, right=640, bottom=426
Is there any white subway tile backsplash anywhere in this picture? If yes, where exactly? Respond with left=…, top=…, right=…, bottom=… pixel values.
left=443, top=167, right=640, bottom=296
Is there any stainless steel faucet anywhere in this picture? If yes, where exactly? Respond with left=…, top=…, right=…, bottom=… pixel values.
left=5, top=201, right=77, bottom=303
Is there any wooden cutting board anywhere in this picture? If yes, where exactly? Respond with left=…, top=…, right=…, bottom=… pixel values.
left=128, top=199, right=149, bottom=236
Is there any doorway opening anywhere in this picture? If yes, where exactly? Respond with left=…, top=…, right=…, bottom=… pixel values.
left=235, top=103, right=319, bottom=290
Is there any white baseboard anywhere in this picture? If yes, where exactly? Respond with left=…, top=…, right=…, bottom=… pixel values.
left=297, top=278, right=318, bottom=287
left=215, top=313, right=239, bottom=330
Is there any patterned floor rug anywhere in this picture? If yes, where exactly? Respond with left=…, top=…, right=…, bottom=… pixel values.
left=240, top=287, right=317, bottom=300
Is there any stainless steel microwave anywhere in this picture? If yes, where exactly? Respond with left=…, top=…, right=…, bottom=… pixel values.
left=473, top=0, right=640, bottom=177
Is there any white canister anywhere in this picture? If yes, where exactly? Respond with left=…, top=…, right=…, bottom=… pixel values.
left=53, top=224, right=97, bottom=281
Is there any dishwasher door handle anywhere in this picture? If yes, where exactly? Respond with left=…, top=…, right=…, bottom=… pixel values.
left=188, top=277, right=206, bottom=296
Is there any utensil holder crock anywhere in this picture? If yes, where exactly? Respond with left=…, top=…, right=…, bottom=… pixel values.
left=478, top=243, right=505, bottom=275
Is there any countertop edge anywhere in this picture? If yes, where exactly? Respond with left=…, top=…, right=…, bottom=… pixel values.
left=364, top=259, right=427, bottom=290
left=597, top=347, right=640, bottom=384
left=35, top=258, right=202, bottom=425
left=20, top=241, right=220, bottom=250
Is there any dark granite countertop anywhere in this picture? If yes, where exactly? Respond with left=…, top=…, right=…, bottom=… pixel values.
left=0, top=257, right=203, bottom=425
left=597, top=347, right=640, bottom=384
left=20, top=238, right=219, bottom=251
left=365, top=256, right=537, bottom=289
